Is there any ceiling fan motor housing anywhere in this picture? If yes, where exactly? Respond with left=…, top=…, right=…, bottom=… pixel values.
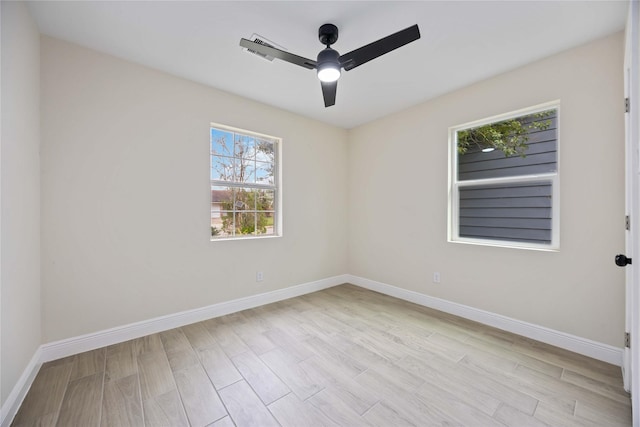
left=317, top=48, right=340, bottom=66
left=318, top=23, right=339, bottom=46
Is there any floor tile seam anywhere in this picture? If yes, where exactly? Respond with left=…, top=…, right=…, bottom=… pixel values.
left=572, top=399, right=633, bottom=425
left=304, top=389, right=369, bottom=425
left=169, top=342, right=231, bottom=427
left=300, top=384, right=326, bottom=404
left=103, top=343, right=146, bottom=425
left=198, top=350, right=242, bottom=393
left=491, top=401, right=509, bottom=419
left=456, top=356, right=550, bottom=412
left=357, top=398, right=383, bottom=421
left=19, top=365, right=72, bottom=426
left=510, top=346, right=607, bottom=374
left=262, top=398, right=285, bottom=427
left=468, top=344, right=566, bottom=378
left=96, top=352, right=108, bottom=427
left=169, top=368, right=199, bottom=427
left=229, top=350, right=291, bottom=406
left=129, top=344, right=145, bottom=427
left=219, top=379, right=281, bottom=427
left=145, top=342, right=189, bottom=424
left=524, top=395, right=543, bottom=418
left=264, top=390, right=294, bottom=408
left=412, top=370, right=506, bottom=418
left=315, top=378, right=382, bottom=416
left=301, top=338, right=362, bottom=373
left=216, top=337, right=249, bottom=361
left=132, top=370, right=147, bottom=427
left=179, top=325, right=214, bottom=355
left=560, top=367, right=630, bottom=398
left=223, top=327, right=260, bottom=358
left=519, top=365, right=631, bottom=408
left=48, top=356, right=75, bottom=427
left=256, top=351, right=324, bottom=402
left=411, top=375, right=501, bottom=421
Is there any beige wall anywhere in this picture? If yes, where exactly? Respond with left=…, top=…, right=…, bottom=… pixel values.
left=348, top=32, right=626, bottom=347
left=40, top=37, right=349, bottom=342
left=1, top=2, right=42, bottom=405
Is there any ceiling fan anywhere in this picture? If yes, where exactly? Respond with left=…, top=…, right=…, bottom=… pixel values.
left=239, top=23, right=421, bottom=108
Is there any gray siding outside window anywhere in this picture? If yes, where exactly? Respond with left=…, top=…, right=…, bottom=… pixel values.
left=459, top=181, right=553, bottom=244
left=455, top=110, right=557, bottom=246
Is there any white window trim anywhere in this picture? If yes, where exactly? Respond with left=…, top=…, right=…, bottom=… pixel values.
left=210, top=122, right=282, bottom=241
left=447, top=101, right=560, bottom=251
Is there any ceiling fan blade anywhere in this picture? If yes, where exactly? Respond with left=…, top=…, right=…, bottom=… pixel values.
left=321, top=81, right=337, bottom=107
left=240, top=38, right=317, bottom=69
left=339, top=24, right=420, bottom=71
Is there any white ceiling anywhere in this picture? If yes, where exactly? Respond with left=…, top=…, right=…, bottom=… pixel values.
left=28, top=1, right=628, bottom=129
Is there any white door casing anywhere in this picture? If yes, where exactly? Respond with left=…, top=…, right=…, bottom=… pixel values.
left=623, top=1, right=639, bottom=424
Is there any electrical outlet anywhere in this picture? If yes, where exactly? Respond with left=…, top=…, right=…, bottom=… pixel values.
left=433, top=272, right=441, bottom=284
left=256, top=271, right=264, bottom=282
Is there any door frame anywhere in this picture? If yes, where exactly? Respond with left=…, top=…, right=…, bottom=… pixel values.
left=623, top=0, right=639, bottom=423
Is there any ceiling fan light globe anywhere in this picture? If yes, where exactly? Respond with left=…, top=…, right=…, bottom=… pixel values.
left=318, top=66, right=340, bottom=82
left=317, top=47, right=341, bottom=82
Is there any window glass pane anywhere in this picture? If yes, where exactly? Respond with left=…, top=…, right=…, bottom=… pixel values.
left=235, top=212, right=257, bottom=235
left=235, top=160, right=256, bottom=183
left=211, top=186, right=232, bottom=237
left=257, top=211, right=275, bottom=236
left=218, top=211, right=235, bottom=237
left=256, top=189, right=275, bottom=211
left=256, top=161, right=274, bottom=185
left=211, top=156, right=235, bottom=181
left=458, top=181, right=552, bottom=244
left=211, top=186, right=233, bottom=207
left=256, top=139, right=275, bottom=163
left=457, top=109, right=557, bottom=181
left=234, top=188, right=255, bottom=211
left=211, top=129, right=234, bottom=157
left=235, top=134, right=256, bottom=159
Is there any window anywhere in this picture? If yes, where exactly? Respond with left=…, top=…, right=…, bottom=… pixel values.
left=210, top=123, right=280, bottom=239
left=449, top=102, right=559, bottom=250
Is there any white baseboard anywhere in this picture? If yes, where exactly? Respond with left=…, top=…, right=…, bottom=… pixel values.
left=0, top=348, right=42, bottom=427
left=346, top=274, right=623, bottom=366
left=1, top=274, right=347, bottom=427
left=41, top=274, right=348, bottom=362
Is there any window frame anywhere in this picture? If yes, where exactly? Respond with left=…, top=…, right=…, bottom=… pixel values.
left=210, top=122, right=282, bottom=241
left=448, top=101, right=560, bottom=251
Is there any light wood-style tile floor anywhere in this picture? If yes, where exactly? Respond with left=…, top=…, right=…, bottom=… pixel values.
left=12, top=284, right=631, bottom=426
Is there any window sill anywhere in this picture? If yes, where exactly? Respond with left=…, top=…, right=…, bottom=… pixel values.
left=211, top=234, right=281, bottom=242
left=448, top=238, right=559, bottom=252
